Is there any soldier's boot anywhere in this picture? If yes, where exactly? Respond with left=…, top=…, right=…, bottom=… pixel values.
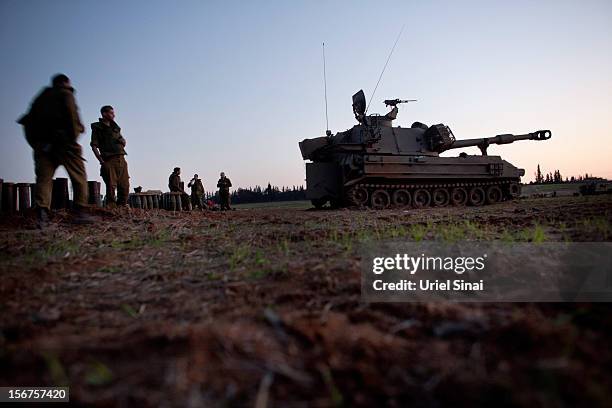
left=71, top=206, right=97, bottom=225
left=36, top=207, right=50, bottom=229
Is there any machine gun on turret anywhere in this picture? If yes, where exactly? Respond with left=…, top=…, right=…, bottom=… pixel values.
left=384, top=98, right=417, bottom=107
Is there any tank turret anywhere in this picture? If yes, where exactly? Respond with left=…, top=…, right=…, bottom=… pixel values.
left=299, top=89, right=552, bottom=209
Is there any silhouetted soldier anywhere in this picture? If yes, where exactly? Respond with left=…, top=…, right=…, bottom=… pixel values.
left=169, top=167, right=182, bottom=192
left=217, top=172, right=232, bottom=210
left=188, top=174, right=205, bottom=210
left=168, top=167, right=189, bottom=209
left=90, top=105, right=130, bottom=207
left=17, top=74, right=94, bottom=228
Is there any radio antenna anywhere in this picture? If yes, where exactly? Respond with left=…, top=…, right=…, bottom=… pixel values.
left=366, top=25, right=405, bottom=114
left=323, top=42, right=330, bottom=135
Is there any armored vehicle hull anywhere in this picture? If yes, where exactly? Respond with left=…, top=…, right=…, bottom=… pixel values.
left=300, top=90, right=551, bottom=209
left=305, top=155, right=524, bottom=209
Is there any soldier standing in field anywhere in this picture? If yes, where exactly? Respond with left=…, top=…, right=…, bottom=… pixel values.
left=217, top=172, right=232, bottom=210
left=187, top=174, right=205, bottom=210
left=90, top=105, right=130, bottom=207
left=168, top=167, right=189, bottom=209
left=168, top=167, right=183, bottom=193
left=17, top=74, right=94, bottom=228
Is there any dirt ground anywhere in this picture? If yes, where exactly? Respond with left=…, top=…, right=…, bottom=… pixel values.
left=1, top=195, right=611, bottom=407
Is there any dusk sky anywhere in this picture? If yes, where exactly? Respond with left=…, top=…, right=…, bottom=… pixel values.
left=1, top=0, right=611, bottom=192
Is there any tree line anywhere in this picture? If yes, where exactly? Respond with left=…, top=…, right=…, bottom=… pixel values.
left=532, top=164, right=598, bottom=184
left=203, top=183, right=306, bottom=204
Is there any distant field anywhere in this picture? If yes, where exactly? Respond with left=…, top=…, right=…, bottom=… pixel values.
left=233, top=200, right=311, bottom=209
left=522, top=182, right=583, bottom=196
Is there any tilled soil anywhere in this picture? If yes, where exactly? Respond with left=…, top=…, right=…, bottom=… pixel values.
left=1, top=195, right=611, bottom=407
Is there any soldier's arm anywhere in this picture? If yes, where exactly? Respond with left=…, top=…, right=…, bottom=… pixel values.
left=90, top=125, right=104, bottom=164
left=92, top=145, right=104, bottom=164
left=227, top=179, right=232, bottom=187
left=62, top=91, right=85, bottom=139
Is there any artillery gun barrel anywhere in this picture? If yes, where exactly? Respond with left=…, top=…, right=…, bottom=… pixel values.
left=448, top=130, right=551, bottom=155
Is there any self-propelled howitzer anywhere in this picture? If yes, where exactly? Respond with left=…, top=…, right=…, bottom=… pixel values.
left=299, top=90, right=552, bottom=209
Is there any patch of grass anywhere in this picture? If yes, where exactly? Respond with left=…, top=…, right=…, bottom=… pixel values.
left=499, top=229, right=516, bottom=243
left=278, top=239, right=290, bottom=256
left=323, top=223, right=413, bottom=252
left=355, top=228, right=372, bottom=243
left=579, top=217, right=610, bottom=240
left=409, top=223, right=428, bottom=242
left=340, top=234, right=353, bottom=253
left=229, top=244, right=251, bottom=270
left=325, top=229, right=357, bottom=252
left=206, top=272, right=222, bottom=281
left=320, top=366, right=344, bottom=407
left=437, top=223, right=466, bottom=242
left=254, top=249, right=268, bottom=266
left=516, top=224, right=548, bottom=243
left=121, top=304, right=138, bottom=318
left=149, top=228, right=171, bottom=247
left=85, top=360, right=114, bottom=386
left=249, top=269, right=272, bottom=279
left=110, top=237, right=144, bottom=250
left=22, top=239, right=81, bottom=266
left=532, top=224, right=548, bottom=243
left=387, top=225, right=408, bottom=239
left=42, top=352, right=69, bottom=386
left=98, top=265, right=121, bottom=274
left=370, top=221, right=383, bottom=241
left=232, top=200, right=311, bottom=209
left=555, top=221, right=573, bottom=242
left=109, top=228, right=172, bottom=250
left=463, top=220, right=486, bottom=240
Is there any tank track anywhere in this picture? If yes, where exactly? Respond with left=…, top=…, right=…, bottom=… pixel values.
left=345, top=180, right=520, bottom=209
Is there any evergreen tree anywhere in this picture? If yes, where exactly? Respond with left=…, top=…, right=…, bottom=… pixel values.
left=535, top=164, right=543, bottom=184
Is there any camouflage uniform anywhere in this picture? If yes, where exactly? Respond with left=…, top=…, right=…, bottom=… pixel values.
left=217, top=176, right=232, bottom=210
left=168, top=170, right=189, bottom=209
left=169, top=172, right=182, bottom=192
left=19, top=85, right=88, bottom=210
left=90, top=119, right=129, bottom=206
left=188, top=177, right=205, bottom=209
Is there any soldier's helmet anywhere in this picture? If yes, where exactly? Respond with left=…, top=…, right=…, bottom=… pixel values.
left=220, top=172, right=225, bottom=177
